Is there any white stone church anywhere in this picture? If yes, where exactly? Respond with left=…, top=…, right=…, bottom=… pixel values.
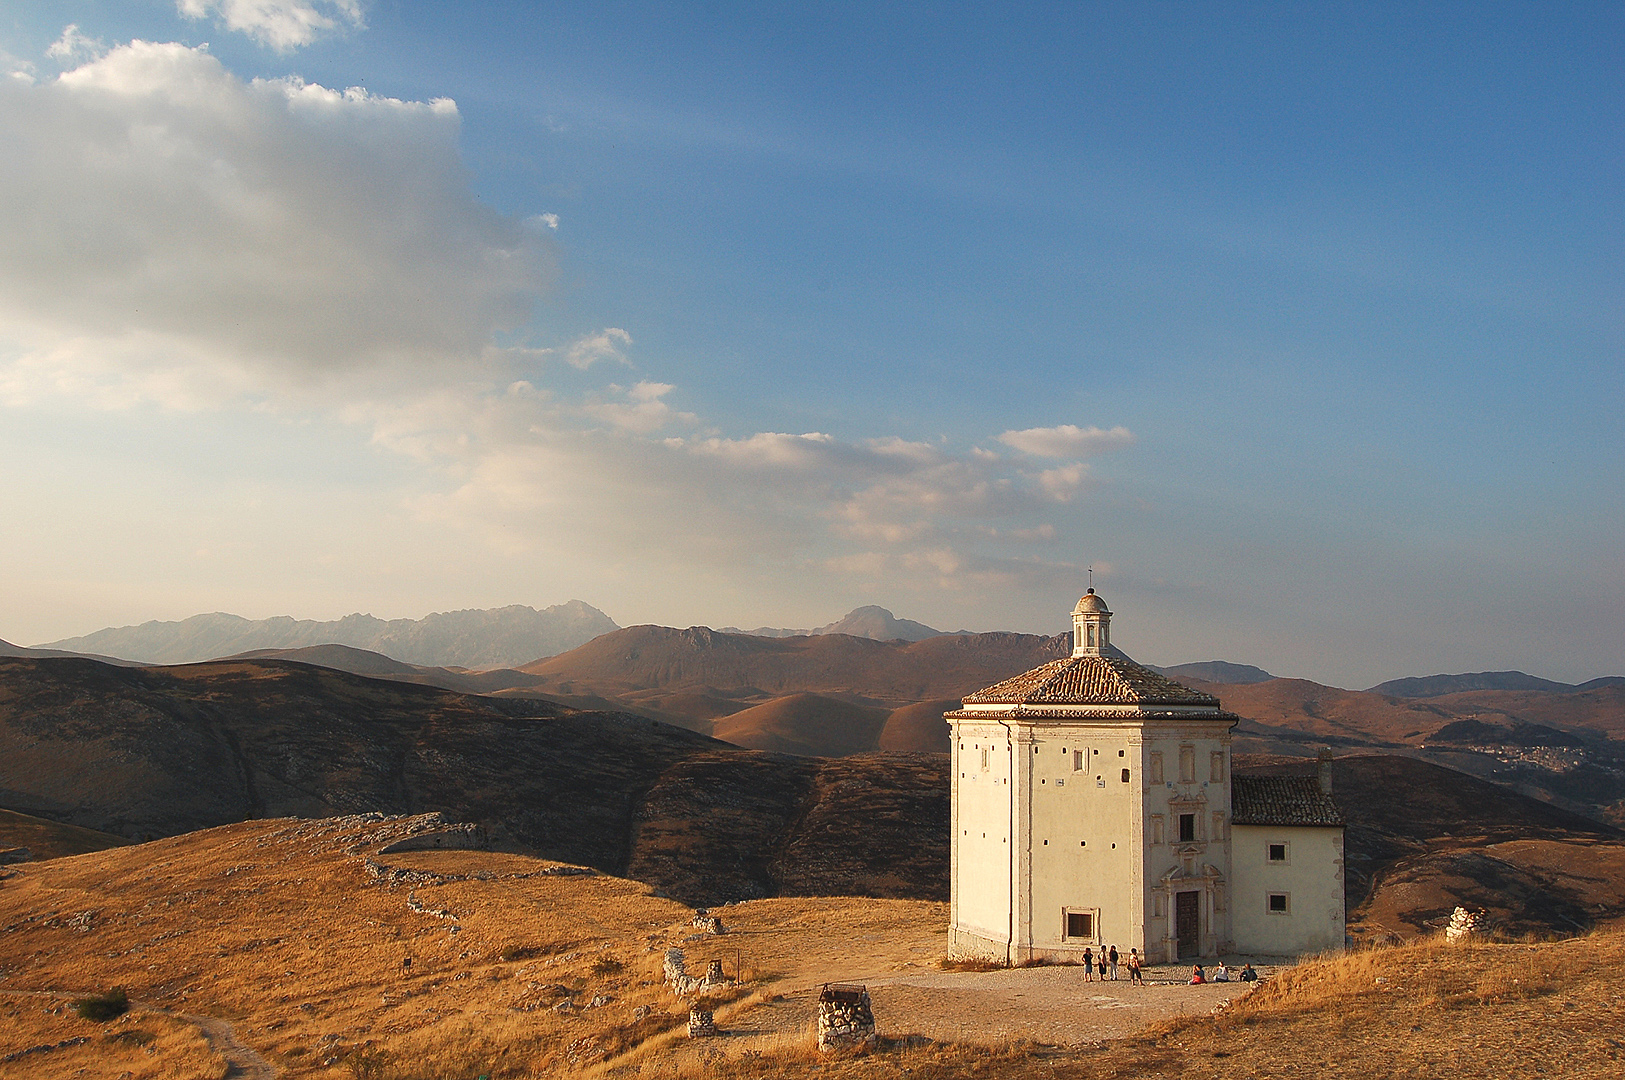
left=946, top=590, right=1345, bottom=963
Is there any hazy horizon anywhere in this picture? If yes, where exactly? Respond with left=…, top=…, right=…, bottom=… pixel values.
left=2, top=4, right=1619, bottom=689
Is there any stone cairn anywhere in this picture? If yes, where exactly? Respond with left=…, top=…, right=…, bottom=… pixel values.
left=1445, top=906, right=1485, bottom=943
left=687, top=1006, right=717, bottom=1038
left=816, top=983, right=876, bottom=1051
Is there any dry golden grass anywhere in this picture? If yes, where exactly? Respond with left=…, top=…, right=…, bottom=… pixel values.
left=0, top=997, right=226, bottom=1079
left=2, top=813, right=1621, bottom=1079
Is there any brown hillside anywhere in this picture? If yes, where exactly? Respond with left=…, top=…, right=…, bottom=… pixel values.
left=878, top=698, right=959, bottom=752
left=0, top=656, right=945, bottom=907
left=710, top=693, right=891, bottom=755
left=0, top=807, right=130, bottom=860
left=1417, top=684, right=1625, bottom=739
left=523, top=625, right=1068, bottom=705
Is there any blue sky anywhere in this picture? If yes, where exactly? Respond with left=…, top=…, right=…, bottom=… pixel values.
left=0, top=2, right=1619, bottom=687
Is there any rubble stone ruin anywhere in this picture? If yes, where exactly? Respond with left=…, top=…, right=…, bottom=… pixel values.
left=692, top=908, right=726, bottom=934
left=687, top=1006, right=717, bottom=1038
left=662, top=948, right=730, bottom=996
left=1445, top=906, right=1485, bottom=943
left=817, top=983, right=876, bottom=1051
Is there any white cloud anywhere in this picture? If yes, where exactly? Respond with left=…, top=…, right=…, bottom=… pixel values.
left=177, top=0, right=365, bottom=51
left=46, top=25, right=104, bottom=63
left=997, top=424, right=1135, bottom=458
left=564, top=328, right=633, bottom=369
left=0, top=41, right=549, bottom=402
left=536, top=213, right=560, bottom=230
left=583, top=381, right=696, bottom=434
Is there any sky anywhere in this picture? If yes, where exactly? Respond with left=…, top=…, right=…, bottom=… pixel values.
left=0, top=2, right=1619, bottom=688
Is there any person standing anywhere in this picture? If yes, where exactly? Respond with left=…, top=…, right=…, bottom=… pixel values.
left=1108, top=945, right=1120, bottom=980
left=1083, top=945, right=1094, bottom=981
left=1127, top=949, right=1144, bottom=985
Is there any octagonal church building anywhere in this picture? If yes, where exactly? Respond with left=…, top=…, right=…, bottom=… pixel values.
left=946, top=589, right=1345, bottom=964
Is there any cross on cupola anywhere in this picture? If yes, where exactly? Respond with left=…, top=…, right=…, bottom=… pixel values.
left=1071, top=588, right=1112, bottom=657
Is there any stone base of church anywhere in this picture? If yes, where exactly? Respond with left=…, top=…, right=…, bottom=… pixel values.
left=947, top=925, right=1011, bottom=963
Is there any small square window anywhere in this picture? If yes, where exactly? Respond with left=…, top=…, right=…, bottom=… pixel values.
left=1066, top=911, right=1093, bottom=938
left=1269, top=843, right=1287, bottom=862
left=1268, top=893, right=1289, bottom=913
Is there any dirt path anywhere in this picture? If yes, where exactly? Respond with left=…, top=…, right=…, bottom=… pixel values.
left=161, top=1009, right=277, bottom=1080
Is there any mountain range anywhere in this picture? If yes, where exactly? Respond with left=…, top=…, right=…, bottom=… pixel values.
left=31, top=602, right=620, bottom=668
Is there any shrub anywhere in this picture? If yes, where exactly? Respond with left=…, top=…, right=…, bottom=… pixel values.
left=344, top=1045, right=393, bottom=1080
left=73, top=987, right=129, bottom=1022
left=590, top=954, right=625, bottom=977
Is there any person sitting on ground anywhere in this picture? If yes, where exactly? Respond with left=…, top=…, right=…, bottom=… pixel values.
left=1239, top=963, right=1258, bottom=982
left=1190, top=964, right=1205, bottom=985
left=1212, top=961, right=1230, bottom=982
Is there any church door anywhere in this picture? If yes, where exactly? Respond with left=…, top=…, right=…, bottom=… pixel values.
left=1175, top=891, right=1200, bottom=958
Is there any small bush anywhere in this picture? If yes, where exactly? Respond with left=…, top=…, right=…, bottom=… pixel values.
left=344, top=1044, right=393, bottom=1080
left=936, top=956, right=1005, bottom=972
left=590, top=954, right=625, bottom=977
left=73, top=987, right=129, bottom=1022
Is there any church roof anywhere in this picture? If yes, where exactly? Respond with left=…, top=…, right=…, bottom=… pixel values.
left=1230, top=775, right=1345, bottom=827
left=960, top=653, right=1221, bottom=707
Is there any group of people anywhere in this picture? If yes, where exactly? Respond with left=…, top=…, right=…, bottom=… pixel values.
left=1080, top=945, right=1146, bottom=984
left=1188, top=962, right=1257, bottom=984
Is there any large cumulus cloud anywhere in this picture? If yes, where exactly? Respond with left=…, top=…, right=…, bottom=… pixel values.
left=0, top=40, right=549, bottom=393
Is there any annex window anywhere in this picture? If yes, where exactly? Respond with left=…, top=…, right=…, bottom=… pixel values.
left=1269, top=843, right=1288, bottom=863
left=1268, top=893, right=1290, bottom=914
left=1210, top=751, right=1225, bottom=783
left=1149, top=752, right=1164, bottom=783
left=1179, top=746, right=1196, bottom=783
left=1065, top=911, right=1094, bottom=939
left=1178, top=813, right=1196, bottom=843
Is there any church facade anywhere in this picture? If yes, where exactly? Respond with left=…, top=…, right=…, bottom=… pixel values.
left=946, top=590, right=1344, bottom=963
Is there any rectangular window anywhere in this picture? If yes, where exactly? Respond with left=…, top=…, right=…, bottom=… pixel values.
left=1210, top=751, right=1225, bottom=783
left=981, top=747, right=989, bottom=770
left=1268, top=893, right=1290, bottom=914
left=1066, top=911, right=1093, bottom=938
left=1269, top=843, right=1288, bottom=863
left=1121, top=768, right=1131, bottom=783
left=1179, top=813, right=1196, bottom=843
left=1149, top=752, right=1163, bottom=783
left=1212, top=811, right=1225, bottom=842
left=1151, top=815, right=1165, bottom=845
left=1179, top=746, right=1196, bottom=783
left=1072, top=749, right=1085, bottom=772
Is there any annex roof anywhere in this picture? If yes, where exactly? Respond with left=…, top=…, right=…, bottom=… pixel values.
left=959, top=653, right=1221, bottom=708
left=1230, top=775, right=1345, bottom=828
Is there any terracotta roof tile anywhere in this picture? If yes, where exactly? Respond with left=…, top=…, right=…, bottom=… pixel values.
left=1230, top=775, right=1344, bottom=827
left=961, top=655, right=1220, bottom=707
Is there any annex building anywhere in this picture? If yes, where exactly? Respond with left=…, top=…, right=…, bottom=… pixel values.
left=946, top=590, right=1344, bottom=963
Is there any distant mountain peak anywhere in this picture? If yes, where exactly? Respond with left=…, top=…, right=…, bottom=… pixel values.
left=1153, top=661, right=1275, bottom=685
left=812, top=606, right=946, bottom=642
left=1368, top=671, right=1577, bottom=698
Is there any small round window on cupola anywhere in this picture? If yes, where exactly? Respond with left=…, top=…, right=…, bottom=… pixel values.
left=1071, top=588, right=1112, bottom=657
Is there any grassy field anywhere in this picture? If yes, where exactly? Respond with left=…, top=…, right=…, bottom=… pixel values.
left=0, top=814, right=1619, bottom=1079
